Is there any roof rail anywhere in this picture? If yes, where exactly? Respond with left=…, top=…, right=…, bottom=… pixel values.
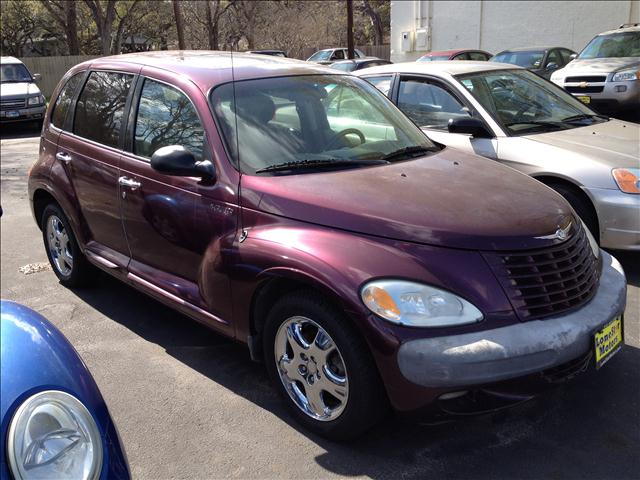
left=619, top=23, right=639, bottom=28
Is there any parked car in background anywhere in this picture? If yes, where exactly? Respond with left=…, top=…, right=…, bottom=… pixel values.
left=418, top=49, right=493, bottom=62
left=246, top=49, right=287, bottom=57
left=307, top=47, right=365, bottom=64
left=1, top=300, right=130, bottom=479
left=330, top=57, right=392, bottom=72
left=551, top=24, right=640, bottom=115
left=0, top=56, right=46, bottom=127
left=358, top=61, right=640, bottom=250
left=29, top=52, right=626, bottom=440
left=491, top=46, right=575, bottom=79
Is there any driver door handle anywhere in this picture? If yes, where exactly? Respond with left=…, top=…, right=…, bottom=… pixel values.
left=118, top=176, right=142, bottom=190
left=56, top=152, right=72, bottom=164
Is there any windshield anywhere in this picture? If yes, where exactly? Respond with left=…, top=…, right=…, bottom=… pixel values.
left=491, top=51, right=545, bottom=68
left=418, top=55, right=450, bottom=62
left=331, top=62, right=356, bottom=72
left=456, top=69, right=605, bottom=135
left=210, top=74, right=436, bottom=175
left=0, top=63, right=33, bottom=83
left=309, top=50, right=332, bottom=61
left=579, top=31, right=640, bottom=58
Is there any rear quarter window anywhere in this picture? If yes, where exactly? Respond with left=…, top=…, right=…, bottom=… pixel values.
left=51, top=73, right=84, bottom=129
left=73, top=71, right=133, bottom=148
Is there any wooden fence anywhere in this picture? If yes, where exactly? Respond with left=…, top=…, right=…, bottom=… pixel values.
left=19, top=46, right=390, bottom=98
left=20, top=55, right=99, bottom=98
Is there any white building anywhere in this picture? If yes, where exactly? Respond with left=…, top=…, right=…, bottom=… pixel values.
left=390, top=0, right=640, bottom=62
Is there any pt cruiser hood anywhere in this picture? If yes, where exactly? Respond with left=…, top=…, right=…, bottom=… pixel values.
left=241, top=148, right=572, bottom=251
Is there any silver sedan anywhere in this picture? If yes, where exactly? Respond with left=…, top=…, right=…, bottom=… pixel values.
left=357, top=61, right=640, bottom=251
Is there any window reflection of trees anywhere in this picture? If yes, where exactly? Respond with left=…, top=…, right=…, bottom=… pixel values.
left=74, top=71, right=132, bottom=148
left=52, top=74, right=83, bottom=128
left=134, top=80, right=204, bottom=160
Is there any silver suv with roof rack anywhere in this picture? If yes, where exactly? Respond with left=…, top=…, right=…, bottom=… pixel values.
left=550, top=24, right=640, bottom=115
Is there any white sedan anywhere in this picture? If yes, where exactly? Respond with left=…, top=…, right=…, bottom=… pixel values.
left=356, top=61, right=640, bottom=251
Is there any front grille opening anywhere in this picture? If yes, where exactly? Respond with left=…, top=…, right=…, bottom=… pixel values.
left=484, top=223, right=600, bottom=321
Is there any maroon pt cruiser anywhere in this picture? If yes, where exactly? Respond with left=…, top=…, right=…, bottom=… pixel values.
left=28, top=52, right=627, bottom=440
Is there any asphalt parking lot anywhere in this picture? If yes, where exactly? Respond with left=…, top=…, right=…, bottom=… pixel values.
left=1, top=123, right=639, bottom=479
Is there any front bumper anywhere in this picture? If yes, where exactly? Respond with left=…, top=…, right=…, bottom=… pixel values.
left=564, top=79, right=639, bottom=113
left=589, top=187, right=640, bottom=251
left=0, top=105, right=46, bottom=123
left=397, top=250, right=626, bottom=388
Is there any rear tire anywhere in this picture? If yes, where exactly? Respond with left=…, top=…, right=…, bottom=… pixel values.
left=547, top=183, right=599, bottom=243
left=41, top=203, right=93, bottom=287
left=263, top=290, right=387, bottom=441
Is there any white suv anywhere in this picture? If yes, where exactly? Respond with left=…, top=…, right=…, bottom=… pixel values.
left=551, top=24, right=640, bottom=115
left=0, top=56, right=46, bottom=126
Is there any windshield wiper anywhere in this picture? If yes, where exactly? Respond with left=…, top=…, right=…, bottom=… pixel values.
left=381, top=146, right=434, bottom=161
left=255, top=158, right=389, bottom=174
left=505, top=120, right=569, bottom=131
left=561, top=113, right=609, bottom=123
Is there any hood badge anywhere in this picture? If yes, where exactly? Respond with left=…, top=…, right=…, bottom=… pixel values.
left=536, top=221, right=572, bottom=241
left=579, top=81, right=589, bottom=88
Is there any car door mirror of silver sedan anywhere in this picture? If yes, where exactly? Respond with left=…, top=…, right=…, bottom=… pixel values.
left=447, top=117, right=493, bottom=138
left=151, top=145, right=216, bottom=182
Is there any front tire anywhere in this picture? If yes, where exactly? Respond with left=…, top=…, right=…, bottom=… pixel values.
left=263, top=290, right=387, bottom=440
left=41, top=203, right=92, bottom=287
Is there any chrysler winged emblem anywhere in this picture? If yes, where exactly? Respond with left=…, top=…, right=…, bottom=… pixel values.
left=535, top=220, right=572, bottom=241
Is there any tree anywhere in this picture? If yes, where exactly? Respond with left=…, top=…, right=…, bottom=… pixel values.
left=0, top=0, right=43, bottom=56
left=359, top=0, right=386, bottom=45
left=172, top=0, right=186, bottom=49
left=41, top=1, right=80, bottom=54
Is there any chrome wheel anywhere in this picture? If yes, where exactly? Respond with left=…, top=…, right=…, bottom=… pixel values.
left=274, top=316, right=349, bottom=421
left=46, top=215, right=73, bottom=276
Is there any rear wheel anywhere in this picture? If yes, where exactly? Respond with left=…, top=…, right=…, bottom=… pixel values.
left=264, top=290, right=387, bottom=440
left=41, top=203, right=92, bottom=287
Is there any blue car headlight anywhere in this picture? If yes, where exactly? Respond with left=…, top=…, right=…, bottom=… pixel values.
left=7, top=390, right=103, bottom=480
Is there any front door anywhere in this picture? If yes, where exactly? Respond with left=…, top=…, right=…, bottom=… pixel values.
left=56, top=70, right=134, bottom=268
left=395, top=76, right=498, bottom=159
left=118, top=76, right=235, bottom=333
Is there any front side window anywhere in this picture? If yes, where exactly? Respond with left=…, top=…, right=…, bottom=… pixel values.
left=332, top=50, right=345, bottom=60
left=397, top=79, right=470, bottom=130
left=210, top=75, right=435, bottom=175
left=492, top=51, right=545, bottom=68
left=559, top=49, right=575, bottom=64
left=456, top=69, right=605, bottom=135
left=74, top=71, right=133, bottom=148
left=134, top=79, right=204, bottom=160
left=468, top=52, right=491, bottom=61
left=51, top=73, right=84, bottom=129
left=365, top=75, right=393, bottom=96
left=579, top=31, right=640, bottom=59
left=0, top=63, right=32, bottom=83
left=545, top=50, right=561, bottom=67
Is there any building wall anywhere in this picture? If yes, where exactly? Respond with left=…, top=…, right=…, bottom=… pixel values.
left=391, top=0, right=640, bottom=62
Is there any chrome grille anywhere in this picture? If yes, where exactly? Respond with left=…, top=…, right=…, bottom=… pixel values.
left=0, top=99, right=26, bottom=111
left=484, top=224, right=600, bottom=321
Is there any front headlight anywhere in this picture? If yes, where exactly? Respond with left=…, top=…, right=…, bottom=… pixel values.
left=27, top=95, right=44, bottom=106
left=612, top=167, right=640, bottom=194
left=580, top=219, right=600, bottom=259
left=360, top=280, right=484, bottom=327
left=612, top=69, right=640, bottom=82
left=7, top=390, right=103, bottom=480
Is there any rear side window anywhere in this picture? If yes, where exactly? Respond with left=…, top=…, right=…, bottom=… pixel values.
left=134, top=79, right=204, bottom=160
left=51, top=73, right=84, bottom=129
left=74, top=71, right=133, bottom=148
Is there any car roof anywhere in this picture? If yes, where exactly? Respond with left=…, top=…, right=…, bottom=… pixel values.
left=333, top=57, right=386, bottom=64
left=598, top=24, right=640, bottom=35
left=77, top=50, right=345, bottom=91
left=496, top=46, right=560, bottom=53
left=0, top=56, right=23, bottom=65
left=355, top=60, right=520, bottom=77
left=423, top=49, right=476, bottom=56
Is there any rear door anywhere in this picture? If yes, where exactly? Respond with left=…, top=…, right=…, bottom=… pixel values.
left=394, top=75, right=498, bottom=158
left=56, top=70, right=135, bottom=269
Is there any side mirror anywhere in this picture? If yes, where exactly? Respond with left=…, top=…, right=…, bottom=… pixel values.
left=570, top=53, right=577, bottom=60
left=546, top=62, right=559, bottom=70
left=151, top=145, right=216, bottom=181
left=32, top=73, right=41, bottom=82
left=448, top=117, right=492, bottom=138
